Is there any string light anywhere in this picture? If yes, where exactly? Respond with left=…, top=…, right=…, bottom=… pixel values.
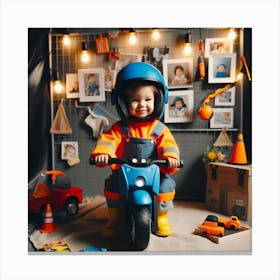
left=184, top=30, right=193, bottom=55
left=52, top=71, right=64, bottom=94
left=81, top=42, right=89, bottom=63
left=129, top=28, right=137, bottom=45
left=152, top=29, right=160, bottom=40
left=62, top=34, right=70, bottom=46
left=228, top=28, right=236, bottom=40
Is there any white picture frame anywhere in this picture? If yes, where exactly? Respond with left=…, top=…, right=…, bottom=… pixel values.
left=214, top=86, right=235, bottom=106
left=208, top=53, right=236, bottom=83
left=205, top=37, right=233, bottom=58
left=163, top=58, right=193, bottom=89
left=104, top=69, right=116, bottom=92
left=61, top=141, right=79, bottom=160
left=210, top=108, right=234, bottom=129
left=78, top=68, right=105, bottom=102
left=164, top=90, right=194, bottom=123
left=66, top=73, right=79, bottom=99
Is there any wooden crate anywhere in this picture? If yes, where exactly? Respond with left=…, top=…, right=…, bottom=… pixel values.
left=205, top=162, right=252, bottom=221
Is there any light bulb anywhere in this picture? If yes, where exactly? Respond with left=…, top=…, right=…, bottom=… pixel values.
left=81, top=51, right=89, bottom=63
left=129, top=32, right=137, bottom=45
left=53, top=80, right=64, bottom=94
left=228, top=28, right=236, bottom=40
left=63, top=35, right=70, bottom=46
left=184, top=43, right=193, bottom=55
left=152, top=29, right=160, bottom=40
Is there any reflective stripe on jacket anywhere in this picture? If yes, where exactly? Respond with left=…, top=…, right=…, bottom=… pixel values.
left=91, top=119, right=180, bottom=174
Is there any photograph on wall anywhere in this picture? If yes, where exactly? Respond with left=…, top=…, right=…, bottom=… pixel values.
left=114, top=53, right=142, bottom=72
left=210, top=108, right=234, bottom=128
left=104, top=68, right=116, bottom=92
left=164, top=90, right=194, bottom=123
left=66, top=73, right=79, bottom=99
left=204, top=37, right=233, bottom=58
left=78, top=68, right=105, bottom=102
left=214, top=86, right=235, bottom=106
left=144, top=46, right=169, bottom=73
left=208, top=53, right=236, bottom=83
left=61, top=141, right=79, bottom=160
left=163, top=58, right=193, bottom=89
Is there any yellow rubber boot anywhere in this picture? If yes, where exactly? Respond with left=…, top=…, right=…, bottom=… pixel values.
left=102, top=207, right=122, bottom=238
left=155, top=210, right=172, bottom=237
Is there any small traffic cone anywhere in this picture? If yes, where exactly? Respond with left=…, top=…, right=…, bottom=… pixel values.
left=229, top=132, right=249, bottom=165
left=40, top=203, right=56, bottom=233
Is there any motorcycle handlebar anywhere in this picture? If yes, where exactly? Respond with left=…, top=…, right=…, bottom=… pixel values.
left=89, top=157, right=183, bottom=168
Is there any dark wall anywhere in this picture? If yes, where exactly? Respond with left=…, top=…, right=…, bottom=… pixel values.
left=243, top=28, right=252, bottom=163
left=28, top=28, right=51, bottom=184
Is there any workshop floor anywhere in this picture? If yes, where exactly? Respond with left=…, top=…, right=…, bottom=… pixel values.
left=28, top=196, right=251, bottom=253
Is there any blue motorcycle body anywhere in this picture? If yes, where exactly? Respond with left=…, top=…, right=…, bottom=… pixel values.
left=119, top=163, right=160, bottom=206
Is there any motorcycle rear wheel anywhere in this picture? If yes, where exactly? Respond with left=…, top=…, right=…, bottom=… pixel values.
left=130, top=205, right=151, bottom=251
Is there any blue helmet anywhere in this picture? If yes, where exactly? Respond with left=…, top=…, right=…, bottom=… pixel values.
left=111, top=62, right=168, bottom=121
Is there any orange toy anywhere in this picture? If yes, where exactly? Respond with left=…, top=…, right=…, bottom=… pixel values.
left=199, top=220, right=224, bottom=237
left=229, top=133, right=248, bottom=164
left=40, top=203, right=56, bottom=233
left=218, top=215, right=241, bottom=230
left=45, top=170, right=65, bottom=181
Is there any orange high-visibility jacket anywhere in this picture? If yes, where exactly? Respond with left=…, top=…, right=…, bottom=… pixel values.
left=91, top=119, right=180, bottom=175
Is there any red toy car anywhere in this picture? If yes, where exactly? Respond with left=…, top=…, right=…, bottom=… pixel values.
left=28, top=170, right=83, bottom=217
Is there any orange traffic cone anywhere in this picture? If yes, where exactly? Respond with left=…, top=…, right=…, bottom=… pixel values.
left=229, top=133, right=249, bottom=165
left=40, top=203, right=56, bottom=233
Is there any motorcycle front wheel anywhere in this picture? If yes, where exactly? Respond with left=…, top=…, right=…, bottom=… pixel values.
left=130, top=205, right=151, bottom=251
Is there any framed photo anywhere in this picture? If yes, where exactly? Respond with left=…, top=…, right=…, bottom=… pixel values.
left=163, top=58, right=193, bottom=89
left=164, top=90, right=194, bottom=123
left=205, top=37, right=233, bottom=58
left=115, top=53, right=142, bottom=72
left=210, top=108, right=234, bottom=129
left=61, top=141, right=79, bottom=160
left=66, top=73, right=79, bottom=99
left=104, top=69, right=116, bottom=92
left=208, top=53, right=236, bottom=83
left=78, top=68, right=105, bottom=102
left=214, top=86, right=235, bottom=106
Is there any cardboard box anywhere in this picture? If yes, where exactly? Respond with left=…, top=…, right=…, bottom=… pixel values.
left=206, top=162, right=252, bottom=221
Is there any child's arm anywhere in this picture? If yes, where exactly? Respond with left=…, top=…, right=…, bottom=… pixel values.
left=90, top=122, right=123, bottom=167
left=156, top=126, right=181, bottom=174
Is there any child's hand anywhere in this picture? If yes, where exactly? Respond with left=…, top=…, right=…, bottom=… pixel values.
left=167, top=157, right=180, bottom=168
left=94, top=154, right=109, bottom=166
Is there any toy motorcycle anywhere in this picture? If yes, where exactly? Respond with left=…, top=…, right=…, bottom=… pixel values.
left=89, top=157, right=183, bottom=251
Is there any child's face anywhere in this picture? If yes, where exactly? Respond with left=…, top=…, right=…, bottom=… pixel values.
left=127, top=86, right=155, bottom=119
left=217, top=65, right=225, bottom=72
left=88, top=76, right=96, bottom=83
left=175, top=68, right=184, bottom=77
left=175, top=100, right=183, bottom=108
left=64, top=146, right=76, bottom=158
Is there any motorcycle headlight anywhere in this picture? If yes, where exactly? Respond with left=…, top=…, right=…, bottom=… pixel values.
left=135, top=176, right=146, bottom=187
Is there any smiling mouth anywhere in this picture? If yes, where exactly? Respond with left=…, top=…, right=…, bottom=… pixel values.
left=137, top=109, right=147, bottom=113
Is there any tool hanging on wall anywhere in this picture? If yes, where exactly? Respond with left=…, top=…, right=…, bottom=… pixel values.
left=50, top=100, right=72, bottom=134
left=84, top=107, right=109, bottom=138
left=197, top=55, right=205, bottom=81
left=240, top=56, right=252, bottom=81
left=196, top=30, right=205, bottom=81
left=95, top=34, right=109, bottom=54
